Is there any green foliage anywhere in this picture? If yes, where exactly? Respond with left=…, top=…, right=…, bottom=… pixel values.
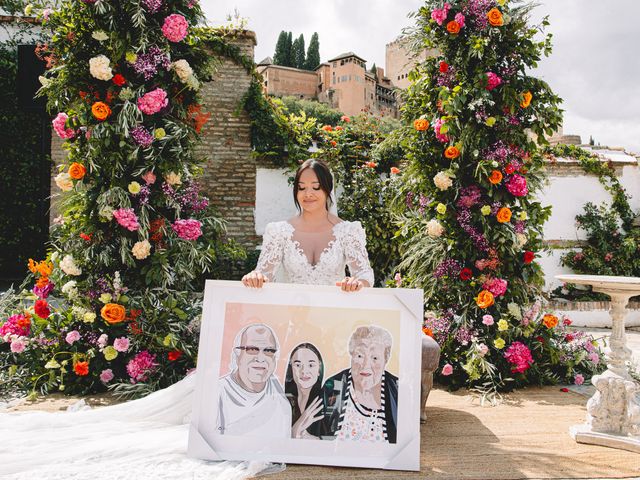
left=273, top=30, right=288, bottom=66
left=394, top=1, right=600, bottom=395
left=284, top=31, right=293, bottom=67
left=304, top=32, right=320, bottom=71
left=280, top=96, right=344, bottom=127
left=292, top=34, right=306, bottom=69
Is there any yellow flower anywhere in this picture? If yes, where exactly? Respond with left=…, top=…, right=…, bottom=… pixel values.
left=125, top=52, right=138, bottom=63
left=494, top=338, right=505, bottom=349
left=481, top=205, right=492, bottom=216
left=128, top=181, right=141, bottom=194
left=154, top=128, right=166, bottom=139
left=83, top=312, right=96, bottom=323
left=497, top=319, right=509, bottom=331
left=103, top=346, right=118, bottom=361
left=518, top=211, right=528, bottom=221
left=99, top=293, right=112, bottom=304
left=163, top=333, right=174, bottom=347
left=436, top=203, right=447, bottom=215
left=497, top=0, right=507, bottom=5
left=485, top=117, right=496, bottom=127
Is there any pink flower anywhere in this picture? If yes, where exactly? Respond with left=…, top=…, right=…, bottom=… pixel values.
left=113, top=336, right=130, bottom=352
left=142, top=171, right=157, bottom=185
left=431, top=8, right=448, bottom=25
left=574, top=374, right=585, bottom=386
left=394, top=272, right=402, bottom=287
left=126, top=350, right=158, bottom=383
left=478, top=343, right=489, bottom=356
left=98, top=334, right=109, bottom=348
left=65, top=330, right=81, bottom=345
left=588, top=352, right=600, bottom=364
left=483, top=278, right=508, bottom=297
left=113, top=208, right=140, bottom=231
left=172, top=219, right=202, bottom=241
left=433, top=118, right=450, bottom=143
left=100, top=369, right=114, bottom=383
left=137, top=88, right=169, bottom=115
left=504, top=341, right=534, bottom=373
left=10, top=337, right=27, bottom=353
left=1, top=314, right=31, bottom=339
left=441, top=363, right=453, bottom=376
left=162, top=14, right=189, bottom=42
left=482, top=314, right=494, bottom=326
left=454, top=12, right=465, bottom=27
left=52, top=113, right=75, bottom=139
left=485, top=72, right=502, bottom=91
left=33, top=281, right=55, bottom=299
left=506, top=174, right=528, bottom=197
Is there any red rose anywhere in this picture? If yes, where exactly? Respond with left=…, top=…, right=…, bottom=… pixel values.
left=34, top=299, right=50, bottom=319
left=563, top=318, right=572, bottom=326
left=74, top=361, right=89, bottom=376
left=505, top=163, right=516, bottom=174
left=459, top=268, right=472, bottom=281
left=168, top=350, right=183, bottom=361
left=523, top=251, right=535, bottom=264
left=112, top=74, right=126, bottom=86
left=535, top=336, right=545, bottom=344
left=439, top=61, right=449, bottom=73
left=80, top=232, right=92, bottom=242
left=565, top=334, right=575, bottom=342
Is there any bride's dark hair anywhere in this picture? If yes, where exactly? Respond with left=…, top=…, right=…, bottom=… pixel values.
left=293, top=159, right=334, bottom=212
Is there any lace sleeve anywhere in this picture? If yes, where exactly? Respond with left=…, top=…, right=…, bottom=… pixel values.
left=255, top=222, right=285, bottom=282
left=342, top=221, right=375, bottom=286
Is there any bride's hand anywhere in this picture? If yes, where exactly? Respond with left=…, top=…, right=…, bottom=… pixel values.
left=335, top=277, right=365, bottom=292
left=242, top=271, right=268, bottom=288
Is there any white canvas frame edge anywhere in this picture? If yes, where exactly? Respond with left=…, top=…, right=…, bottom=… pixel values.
left=188, top=280, right=423, bottom=471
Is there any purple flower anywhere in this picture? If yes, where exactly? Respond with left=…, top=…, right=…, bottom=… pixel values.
left=434, top=258, right=462, bottom=279
left=457, top=185, right=482, bottom=208
left=141, top=0, right=163, bottom=13
left=133, top=46, right=171, bottom=80
left=33, top=281, right=55, bottom=299
left=131, top=126, right=154, bottom=147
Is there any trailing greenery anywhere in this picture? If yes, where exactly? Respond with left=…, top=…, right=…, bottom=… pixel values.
left=393, top=0, right=602, bottom=397
left=280, top=96, right=344, bottom=128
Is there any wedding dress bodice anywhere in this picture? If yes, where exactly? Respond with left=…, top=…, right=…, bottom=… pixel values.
left=255, top=221, right=375, bottom=286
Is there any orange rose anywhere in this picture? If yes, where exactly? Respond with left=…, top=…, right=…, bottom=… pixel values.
left=488, top=170, right=503, bottom=184
left=68, top=162, right=86, bottom=180
left=542, top=314, right=559, bottom=329
left=496, top=207, right=512, bottom=223
left=91, top=101, right=111, bottom=121
left=414, top=119, right=430, bottom=131
left=487, top=8, right=504, bottom=27
left=520, top=91, right=533, bottom=108
left=74, top=361, right=89, bottom=376
left=390, top=167, right=401, bottom=175
left=446, top=20, right=461, bottom=34
left=476, top=290, right=495, bottom=309
left=422, top=327, right=434, bottom=338
left=321, top=125, right=333, bottom=132
left=101, top=303, right=126, bottom=324
left=444, top=146, right=460, bottom=159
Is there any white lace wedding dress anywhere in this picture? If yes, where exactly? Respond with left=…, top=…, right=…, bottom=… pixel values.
left=0, top=220, right=374, bottom=480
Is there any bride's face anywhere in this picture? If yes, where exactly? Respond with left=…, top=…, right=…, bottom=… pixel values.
left=291, top=347, right=320, bottom=390
left=297, top=168, right=328, bottom=213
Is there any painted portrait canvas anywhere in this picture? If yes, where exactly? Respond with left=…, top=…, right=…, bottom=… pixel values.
left=188, top=280, right=423, bottom=471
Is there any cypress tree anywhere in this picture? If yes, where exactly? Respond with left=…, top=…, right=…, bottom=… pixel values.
left=292, top=34, right=306, bottom=69
left=284, top=31, right=293, bottom=67
left=304, top=32, right=320, bottom=71
left=273, top=31, right=288, bottom=66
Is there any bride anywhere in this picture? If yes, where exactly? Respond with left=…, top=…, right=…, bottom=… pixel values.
left=0, top=159, right=374, bottom=480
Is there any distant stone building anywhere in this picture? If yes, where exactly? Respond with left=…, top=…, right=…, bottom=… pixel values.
left=257, top=51, right=399, bottom=118
left=385, top=36, right=435, bottom=90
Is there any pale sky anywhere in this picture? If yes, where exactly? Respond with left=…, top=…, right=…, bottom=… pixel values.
left=202, top=0, right=640, bottom=154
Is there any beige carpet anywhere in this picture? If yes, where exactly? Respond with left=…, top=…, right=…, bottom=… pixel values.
left=7, top=386, right=640, bottom=479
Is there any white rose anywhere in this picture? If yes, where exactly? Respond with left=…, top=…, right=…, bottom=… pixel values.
left=165, top=172, right=182, bottom=186
left=89, top=55, right=113, bottom=81
left=426, top=219, right=445, bottom=238
left=60, top=255, right=82, bottom=276
left=61, top=280, right=78, bottom=299
left=131, top=240, right=151, bottom=260
left=55, top=172, right=73, bottom=192
left=172, top=59, right=193, bottom=82
left=71, top=306, right=87, bottom=321
left=516, top=233, right=528, bottom=248
left=83, top=312, right=97, bottom=323
left=433, top=172, right=453, bottom=191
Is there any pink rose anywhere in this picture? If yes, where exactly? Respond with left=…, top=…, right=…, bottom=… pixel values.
left=454, top=12, right=465, bottom=27
left=100, top=369, right=114, bottom=383
left=574, top=374, right=585, bottom=386
left=137, top=88, right=169, bottom=115
left=482, top=314, right=494, bottom=326
left=65, top=330, right=81, bottom=345
left=113, top=337, right=130, bottom=353
left=478, top=343, right=489, bottom=356
left=98, top=334, right=109, bottom=347
left=588, top=352, right=599, bottom=364
left=142, top=171, right=157, bottom=185
left=10, top=337, right=27, bottom=353
left=162, top=14, right=189, bottom=43
left=486, top=72, right=502, bottom=91
left=506, top=174, right=528, bottom=197
left=52, top=113, right=75, bottom=139
left=431, top=8, right=447, bottom=25
left=484, top=278, right=508, bottom=297
left=441, top=363, right=453, bottom=376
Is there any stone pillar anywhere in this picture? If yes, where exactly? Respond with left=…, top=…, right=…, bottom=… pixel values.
left=197, top=31, right=259, bottom=248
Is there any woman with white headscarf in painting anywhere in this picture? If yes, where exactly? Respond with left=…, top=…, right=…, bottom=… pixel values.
left=321, top=325, right=398, bottom=443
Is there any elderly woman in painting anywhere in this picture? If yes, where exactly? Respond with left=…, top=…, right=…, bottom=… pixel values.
left=321, top=325, right=398, bottom=443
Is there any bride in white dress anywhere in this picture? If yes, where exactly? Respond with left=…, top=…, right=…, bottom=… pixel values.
left=0, top=159, right=374, bottom=480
